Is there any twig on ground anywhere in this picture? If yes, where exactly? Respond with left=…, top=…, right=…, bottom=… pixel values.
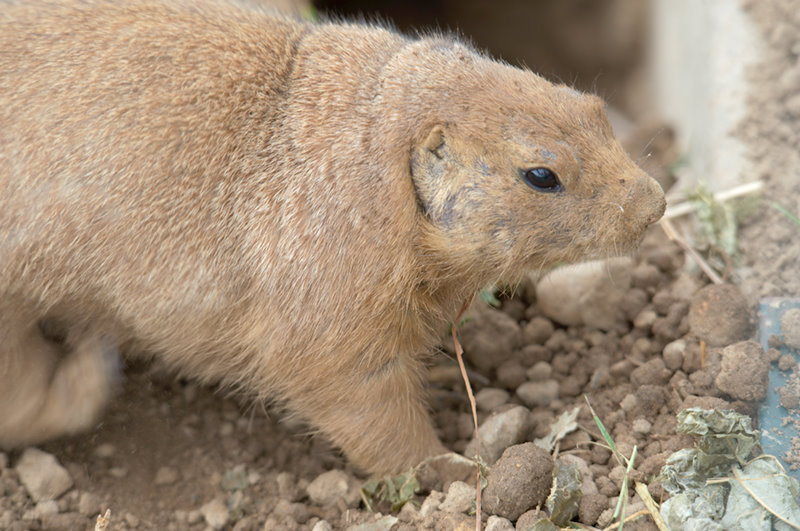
left=94, top=509, right=111, bottom=531
left=659, top=180, right=766, bottom=285
left=602, top=509, right=652, bottom=531
left=660, top=218, right=723, bottom=285
left=663, top=181, right=763, bottom=220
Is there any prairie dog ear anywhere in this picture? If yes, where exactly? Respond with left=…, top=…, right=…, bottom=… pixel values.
left=411, top=125, right=451, bottom=219
left=421, top=125, right=445, bottom=159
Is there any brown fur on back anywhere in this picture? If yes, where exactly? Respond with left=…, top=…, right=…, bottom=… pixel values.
left=0, top=0, right=665, bottom=474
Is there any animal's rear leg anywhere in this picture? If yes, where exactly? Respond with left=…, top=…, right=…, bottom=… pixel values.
left=0, top=307, right=120, bottom=447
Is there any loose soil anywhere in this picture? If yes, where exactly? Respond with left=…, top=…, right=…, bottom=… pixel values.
left=2, top=1, right=798, bottom=530
left=737, top=0, right=800, bottom=302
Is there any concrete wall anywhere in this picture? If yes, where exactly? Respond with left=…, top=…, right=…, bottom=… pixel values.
left=649, top=0, right=762, bottom=200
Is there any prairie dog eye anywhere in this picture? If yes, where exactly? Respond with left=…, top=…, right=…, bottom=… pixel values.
left=520, top=167, right=562, bottom=192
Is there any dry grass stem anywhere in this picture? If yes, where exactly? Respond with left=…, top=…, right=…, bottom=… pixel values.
left=452, top=296, right=481, bottom=531
left=660, top=218, right=723, bottom=284
left=94, top=509, right=111, bottom=531
left=634, top=481, right=668, bottom=531
left=663, top=180, right=763, bottom=220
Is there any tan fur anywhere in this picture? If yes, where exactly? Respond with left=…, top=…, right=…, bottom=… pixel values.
left=0, top=0, right=665, bottom=474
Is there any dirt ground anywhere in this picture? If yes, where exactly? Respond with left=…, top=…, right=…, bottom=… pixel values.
left=1, top=1, right=799, bottom=530
left=737, top=0, right=800, bottom=303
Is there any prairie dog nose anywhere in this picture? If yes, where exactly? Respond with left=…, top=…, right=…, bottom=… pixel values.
left=626, top=174, right=666, bottom=228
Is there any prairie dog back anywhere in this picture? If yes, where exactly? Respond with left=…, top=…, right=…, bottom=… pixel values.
left=0, top=0, right=665, bottom=474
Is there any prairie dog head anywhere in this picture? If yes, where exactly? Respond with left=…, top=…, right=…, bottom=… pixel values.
left=381, top=38, right=665, bottom=283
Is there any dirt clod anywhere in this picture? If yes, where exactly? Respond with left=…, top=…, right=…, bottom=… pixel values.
left=715, top=340, right=769, bottom=402
left=475, top=388, right=511, bottom=413
left=689, top=284, right=753, bottom=347
left=482, top=443, right=553, bottom=521
left=514, top=509, right=549, bottom=530
left=518, top=382, right=559, bottom=412
left=631, top=358, right=673, bottom=386
left=578, top=492, right=608, bottom=526
left=461, top=307, right=522, bottom=372
left=782, top=308, right=800, bottom=349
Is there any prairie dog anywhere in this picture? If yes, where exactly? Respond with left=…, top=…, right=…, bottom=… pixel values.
left=0, top=0, right=665, bottom=474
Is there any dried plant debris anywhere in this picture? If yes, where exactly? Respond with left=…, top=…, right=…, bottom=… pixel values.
left=688, top=183, right=739, bottom=257
left=545, top=458, right=582, bottom=527
left=533, top=406, right=580, bottom=452
left=660, top=407, right=800, bottom=530
left=360, top=469, right=419, bottom=513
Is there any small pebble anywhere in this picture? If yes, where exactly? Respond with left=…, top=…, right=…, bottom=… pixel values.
left=464, top=405, right=533, bottom=465
left=306, top=470, right=349, bottom=506
left=187, top=509, right=203, bottom=525
left=199, top=498, right=229, bottom=530
left=632, top=418, right=652, bottom=435
left=312, top=521, right=334, bottom=531
left=495, top=360, right=527, bottom=389
left=397, top=501, right=419, bottom=523
left=516, top=379, right=559, bottom=408
left=220, top=464, right=249, bottom=491
left=590, top=445, right=612, bottom=465
left=662, top=339, right=686, bottom=370
left=630, top=358, right=671, bottom=386
left=345, top=515, right=399, bottom=531
left=515, top=509, right=549, bottom=529
left=525, top=361, right=552, bottom=382
left=418, top=491, right=443, bottom=518
left=439, top=481, right=475, bottom=514
left=77, top=491, right=102, bottom=517
left=485, top=515, right=514, bottom=531
left=276, top=472, right=300, bottom=501
left=124, top=512, right=140, bottom=527
left=34, top=500, right=59, bottom=518
left=633, top=309, right=657, bottom=330
left=767, top=347, right=783, bottom=363
left=522, top=317, right=555, bottom=345
left=579, top=493, right=609, bottom=526
left=273, top=499, right=310, bottom=524
left=94, top=444, right=116, bottom=459
left=109, top=467, right=128, bottom=479
left=620, top=393, right=637, bottom=413
left=15, top=448, right=74, bottom=502
left=597, top=507, right=615, bottom=528
left=779, top=353, right=796, bottom=372
left=155, top=466, right=180, bottom=486
left=474, top=387, right=510, bottom=412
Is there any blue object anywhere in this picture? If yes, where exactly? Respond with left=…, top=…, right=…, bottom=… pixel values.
left=758, top=297, right=800, bottom=480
